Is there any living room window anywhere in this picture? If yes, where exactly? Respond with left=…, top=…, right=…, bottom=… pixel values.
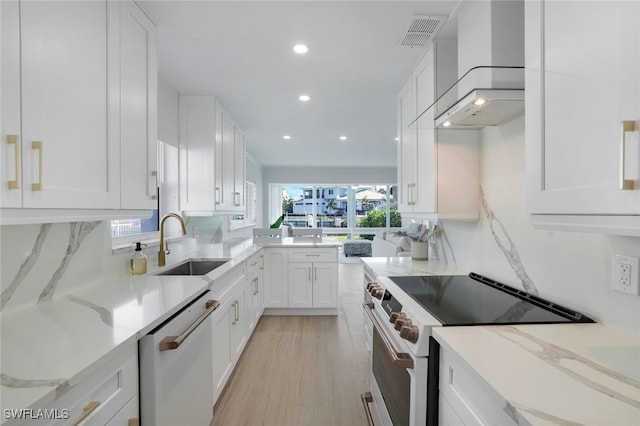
left=273, top=183, right=399, bottom=240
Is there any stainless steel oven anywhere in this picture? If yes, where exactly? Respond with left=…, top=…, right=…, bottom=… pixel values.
left=361, top=273, right=593, bottom=426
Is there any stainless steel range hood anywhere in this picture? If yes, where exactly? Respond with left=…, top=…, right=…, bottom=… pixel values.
left=432, top=66, right=525, bottom=129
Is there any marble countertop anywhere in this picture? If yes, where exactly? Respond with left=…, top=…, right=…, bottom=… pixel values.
left=433, top=324, right=640, bottom=425
left=0, top=236, right=337, bottom=419
left=360, top=256, right=464, bottom=278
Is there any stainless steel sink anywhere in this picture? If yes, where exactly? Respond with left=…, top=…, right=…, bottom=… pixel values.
left=156, top=259, right=229, bottom=276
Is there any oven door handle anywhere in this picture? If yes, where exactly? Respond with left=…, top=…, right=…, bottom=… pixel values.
left=363, top=303, right=414, bottom=369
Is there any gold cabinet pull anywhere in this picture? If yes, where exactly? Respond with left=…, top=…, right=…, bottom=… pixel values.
left=231, top=300, right=238, bottom=325
left=252, top=277, right=259, bottom=295
left=159, top=300, right=220, bottom=351
left=31, top=141, right=43, bottom=191
left=72, top=400, right=100, bottom=426
left=215, top=187, right=221, bottom=204
left=128, top=419, right=140, bottom=426
left=620, top=120, right=637, bottom=190
left=407, top=183, right=416, bottom=205
left=361, top=392, right=375, bottom=426
left=150, top=170, right=158, bottom=200
left=6, top=134, right=20, bottom=189
left=234, top=191, right=241, bottom=206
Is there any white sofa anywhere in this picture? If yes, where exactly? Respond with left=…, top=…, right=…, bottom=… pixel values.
left=371, top=232, right=412, bottom=257
left=371, top=224, right=425, bottom=257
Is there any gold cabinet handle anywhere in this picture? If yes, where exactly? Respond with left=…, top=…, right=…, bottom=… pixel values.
left=159, top=300, right=220, bottom=351
left=361, top=392, right=375, bottom=426
left=150, top=170, right=158, bottom=200
left=6, top=135, right=20, bottom=189
left=215, top=187, right=221, bottom=204
left=128, top=419, right=139, bottom=426
left=620, top=120, right=637, bottom=190
left=234, top=191, right=241, bottom=206
left=31, top=141, right=43, bottom=191
left=231, top=300, right=239, bottom=325
left=407, top=183, right=416, bottom=205
left=72, top=400, right=100, bottom=426
left=252, top=277, right=258, bottom=295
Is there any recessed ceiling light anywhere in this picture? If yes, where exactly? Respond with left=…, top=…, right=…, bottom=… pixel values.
left=283, top=135, right=291, bottom=140
left=474, top=98, right=486, bottom=106
left=442, top=121, right=452, bottom=127
left=339, top=136, right=348, bottom=141
left=293, top=44, right=308, bottom=54
left=299, top=95, right=310, bottom=102
left=394, top=137, right=399, bottom=141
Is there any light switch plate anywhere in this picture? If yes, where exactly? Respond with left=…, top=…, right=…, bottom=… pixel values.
left=612, top=254, right=640, bottom=295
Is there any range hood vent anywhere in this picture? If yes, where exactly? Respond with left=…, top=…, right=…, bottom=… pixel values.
left=415, top=66, right=525, bottom=129
left=398, top=15, right=447, bottom=48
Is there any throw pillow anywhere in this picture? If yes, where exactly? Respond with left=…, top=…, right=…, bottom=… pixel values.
left=406, top=223, right=423, bottom=240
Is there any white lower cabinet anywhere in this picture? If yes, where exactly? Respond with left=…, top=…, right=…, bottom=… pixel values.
left=262, top=248, right=289, bottom=308
left=211, top=298, right=233, bottom=404
left=229, top=285, right=247, bottom=360
left=438, top=344, right=516, bottom=426
left=287, top=261, right=338, bottom=308
left=262, top=247, right=338, bottom=311
left=105, top=397, right=139, bottom=426
left=211, top=262, right=258, bottom=408
left=246, top=252, right=264, bottom=333
left=287, top=248, right=338, bottom=309
left=32, top=342, right=138, bottom=426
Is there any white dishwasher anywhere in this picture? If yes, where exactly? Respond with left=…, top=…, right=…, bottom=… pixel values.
left=139, top=290, right=218, bottom=426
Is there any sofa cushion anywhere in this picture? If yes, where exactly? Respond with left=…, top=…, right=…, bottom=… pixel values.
left=406, top=223, right=423, bottom=240
left=397, top=236, right=412, bottom=253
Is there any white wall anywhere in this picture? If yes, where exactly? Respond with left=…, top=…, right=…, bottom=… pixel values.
left=407, top=115, right=640, bottom=338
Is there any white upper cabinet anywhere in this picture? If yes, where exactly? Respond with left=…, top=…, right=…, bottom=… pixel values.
left=5, top=0, right=119, bottom=209
left=397, top=41, right=481, bottom=219
left=1, top=0, right=157, bottom=222
left=525, top=0, right=640, bottom=235
left=179, top=96, right=246, bottom=213
left=1, top=0, right=21, bottom=208
left=120, top=1, right=158, bottom=210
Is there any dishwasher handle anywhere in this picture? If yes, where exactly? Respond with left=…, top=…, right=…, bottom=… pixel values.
left=159, top=300, right=220, bottom=351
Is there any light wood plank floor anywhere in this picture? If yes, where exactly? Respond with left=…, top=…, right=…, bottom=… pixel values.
left=211, top=262, right=370, bottom=426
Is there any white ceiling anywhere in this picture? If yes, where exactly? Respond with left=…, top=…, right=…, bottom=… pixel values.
left=138, top=1, right=461, bottom=168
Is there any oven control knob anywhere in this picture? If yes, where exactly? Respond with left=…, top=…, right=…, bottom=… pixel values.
left=367, top=285, right=379, bottom=294
left=373, top=289, right=385, bottom=299
left=394, top=318, right=412, bottom=331
left=389, top=312, right=406, bottom=324
left=366, top=282, right=376, bottom=291
left=400, top=325, right=420, bottom=344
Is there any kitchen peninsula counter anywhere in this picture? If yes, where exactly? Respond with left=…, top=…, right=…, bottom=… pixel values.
left=360, top=256, right=463, bottom=278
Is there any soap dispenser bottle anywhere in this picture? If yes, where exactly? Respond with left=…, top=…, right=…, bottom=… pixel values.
left=129, top=242, right=148, bottom=275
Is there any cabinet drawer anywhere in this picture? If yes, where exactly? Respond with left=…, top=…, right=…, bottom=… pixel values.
left=246, top=251, right=262, bottom=275
left=30, top=342, right=138, bottom=426
left=210, top=263, right=245, bottom=301
left=105, top=396, right=139, bottom=426
left=288, top=248, right=336, bottom=263
left=439, top=346, right=516, bottom=426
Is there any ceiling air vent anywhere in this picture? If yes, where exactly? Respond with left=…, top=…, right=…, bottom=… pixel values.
left=399, top=15, right=447, bottom=48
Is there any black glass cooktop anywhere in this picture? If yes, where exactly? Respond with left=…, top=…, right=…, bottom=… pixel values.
left=388, top=273, right=593, bottom=326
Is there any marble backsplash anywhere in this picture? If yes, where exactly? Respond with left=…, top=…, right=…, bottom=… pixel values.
left=0, top=216, right=228, bottom=315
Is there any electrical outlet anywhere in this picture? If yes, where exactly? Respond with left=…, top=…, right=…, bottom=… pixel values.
left=612, top=255, right=640, bottom=295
